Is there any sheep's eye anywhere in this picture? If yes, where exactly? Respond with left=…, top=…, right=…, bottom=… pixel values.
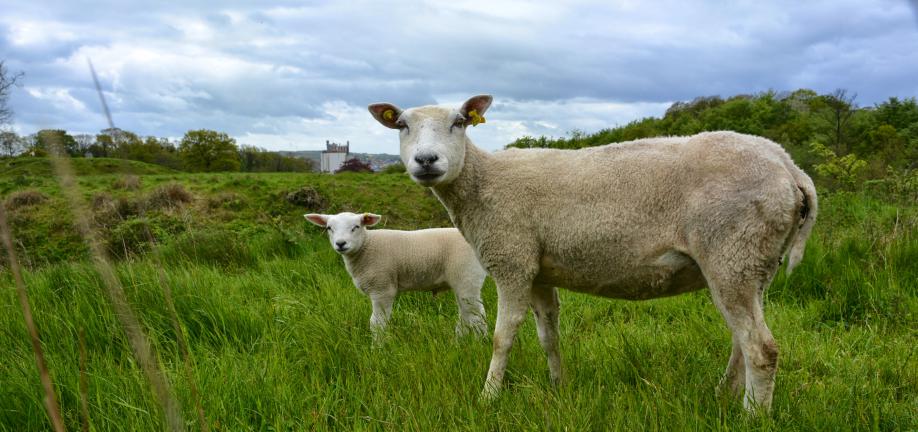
left=351, top=225, right=359, bottom=232
left=396, top=119, right=408, bottom=131
left=325, top=227, right=332, bottom=232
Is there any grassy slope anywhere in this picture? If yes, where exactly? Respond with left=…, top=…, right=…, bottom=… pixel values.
left=1, top=157, right=178, bottom=179
left=0, top=167, right=916, bottom=430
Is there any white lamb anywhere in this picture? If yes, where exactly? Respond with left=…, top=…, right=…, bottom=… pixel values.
left=305, top=212, right=488, bottom=337
left=367, top=95, right=817, bottom=413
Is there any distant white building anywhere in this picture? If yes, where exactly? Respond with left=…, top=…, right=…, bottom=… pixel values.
left=320, top=140, right=349, bottom=173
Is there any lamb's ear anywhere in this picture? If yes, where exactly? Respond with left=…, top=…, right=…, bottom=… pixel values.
left=361, top=213, right=381, bottom=226
left=368, top=103, right=403, bottom=129
left=460, top=95, right=493, bottom=126
left=304, top=214, right=328, bottom=227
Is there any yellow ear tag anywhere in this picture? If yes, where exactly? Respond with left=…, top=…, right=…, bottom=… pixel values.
left=468, top=109, right=486, bottom=126
left=383, top=109, right=395, bottom=121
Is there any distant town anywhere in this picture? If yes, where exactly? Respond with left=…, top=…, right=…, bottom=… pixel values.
left=279, top=140, right=402, bottom=173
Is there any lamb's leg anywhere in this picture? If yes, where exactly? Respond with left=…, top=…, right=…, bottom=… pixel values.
left=531, top=285, right=563, bottom=387
left=453, top=271, right=488, bottom=337
left=369, top=291, right=395, bottom=342
left=454, top=289, right=487, bottom=337
left=481, top=279, right=531, bottom=401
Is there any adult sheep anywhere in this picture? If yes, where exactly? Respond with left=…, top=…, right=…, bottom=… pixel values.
left=367, top=95, right=817, bottom=412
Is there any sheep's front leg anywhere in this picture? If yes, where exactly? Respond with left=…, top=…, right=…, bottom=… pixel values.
left=481, top=278, right=531, bottom=401
left=368, top=290, right=395, bottom=342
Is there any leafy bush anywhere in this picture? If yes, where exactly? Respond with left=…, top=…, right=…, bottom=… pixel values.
left=809, top=140, right=867, bottom=189
left=335, top=158, right=373, bottom=173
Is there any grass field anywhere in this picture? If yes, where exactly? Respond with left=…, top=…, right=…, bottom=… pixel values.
left=1, top=160, right=916, bottom=430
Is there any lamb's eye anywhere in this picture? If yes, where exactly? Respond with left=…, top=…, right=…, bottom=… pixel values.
left=396, top=119, right=408, bottom=131
left=325, top=227, right=332, bottom=232
left=351, top=225, right=359, bottom=232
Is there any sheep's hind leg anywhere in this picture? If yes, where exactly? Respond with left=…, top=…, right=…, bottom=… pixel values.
left=718, top=334, right=746, bottom=398
left=531, top=285, right=563, bottom=387
left=708, top=273, right=779, bottom=413
left=481, top=278, right=531, bottom=401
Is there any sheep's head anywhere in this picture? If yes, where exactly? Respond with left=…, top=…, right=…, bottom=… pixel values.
left=368, top=95, right=492, bottom=187
left=305, top=212, right=381, bottom=255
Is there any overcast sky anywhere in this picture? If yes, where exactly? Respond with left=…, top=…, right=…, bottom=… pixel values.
left=2, top=0, right=917, bottom=153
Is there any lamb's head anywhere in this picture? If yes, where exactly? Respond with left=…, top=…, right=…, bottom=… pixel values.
left=305, top=212, right=381, bottom=255
left=368, top=95, right=492, bottom=187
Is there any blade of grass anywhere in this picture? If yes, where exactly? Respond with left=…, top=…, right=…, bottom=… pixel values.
left=0, top=201, right=66, bottom=432
left=48, top=142, right=184, bottom=431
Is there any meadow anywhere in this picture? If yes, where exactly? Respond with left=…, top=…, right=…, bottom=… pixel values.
left=1, top=159, right=916, bottom=431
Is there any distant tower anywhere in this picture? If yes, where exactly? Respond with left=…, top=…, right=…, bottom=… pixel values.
left=320, top=140, right=350, bottom=173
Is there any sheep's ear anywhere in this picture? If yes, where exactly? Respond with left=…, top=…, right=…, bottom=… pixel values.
left=368, top=103, right=403, bottom=129
left=304, top=214, right=328, bottom=227
left=460, top=95, right=493, bottom=126
left=361, top=213, right=381, bottom=226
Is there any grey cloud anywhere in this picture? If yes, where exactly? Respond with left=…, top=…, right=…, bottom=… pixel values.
left=2, top=0, right=917, bottom=151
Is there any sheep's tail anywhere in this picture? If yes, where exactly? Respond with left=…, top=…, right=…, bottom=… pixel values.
left=785, top=165, right=818, bottom=274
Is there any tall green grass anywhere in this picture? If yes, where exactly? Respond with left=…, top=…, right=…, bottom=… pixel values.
left=1, top=181, right=916, bottom=430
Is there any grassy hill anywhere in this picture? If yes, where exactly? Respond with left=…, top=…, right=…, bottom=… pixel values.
left=0, top=162, right=916, bottom=430
left=1, top=157, right=177, bottom=180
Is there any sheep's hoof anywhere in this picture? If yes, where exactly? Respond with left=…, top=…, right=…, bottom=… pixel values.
left=479, top=383, right=500, bottom=403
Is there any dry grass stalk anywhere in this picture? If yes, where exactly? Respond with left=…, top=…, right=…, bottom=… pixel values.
left=0, top=202, right=66, bottom=432
left=78, top=328, right=90, bottom=432
left=48, top=144, right=184, bottom=431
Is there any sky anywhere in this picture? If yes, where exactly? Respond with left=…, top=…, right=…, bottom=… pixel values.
left=2, top=0, right=918, bottom=153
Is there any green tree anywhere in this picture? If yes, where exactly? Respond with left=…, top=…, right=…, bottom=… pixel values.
left=179, top=129, right=240, bottom=172
left=35, top=129, right=79, bottom=156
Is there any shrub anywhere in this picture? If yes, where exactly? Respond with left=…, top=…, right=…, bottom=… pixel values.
left=285, top=186, right=327, bottom=211
left=381, top=162, right=406, bottom=174
left=91, top=193, right=139, bottom=227
left=112, top=175, right=141, bottom=190
left=4, top=189, right=47, bottom=210
left=206, top=192, right=245, bottom=211
left=335, top=158, right=373, bottom=173
left=144, top=183, right=193, bottom=210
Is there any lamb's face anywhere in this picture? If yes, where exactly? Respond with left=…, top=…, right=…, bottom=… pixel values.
left=368, top=95, right=492, bottom=187
left=304, top=212, right=381, bottom=255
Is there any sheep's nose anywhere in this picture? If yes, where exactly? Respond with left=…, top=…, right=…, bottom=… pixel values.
left=335, top=241, right=346, bottom=248
left=414, top=153, right=439, bottom=167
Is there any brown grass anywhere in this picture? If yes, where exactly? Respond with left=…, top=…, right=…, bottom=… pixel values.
left=4, top=189, right=48, bottom=210
left=112, top=174, right=141, bottom=190
left=145, top=183, right=193, bottom=210
left=285, top=186, right=326, bottom=210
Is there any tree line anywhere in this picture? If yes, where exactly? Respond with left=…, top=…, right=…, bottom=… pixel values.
left=508, top=89, right=918, bottom=193
left=0, top=127, right=313, bottom=173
